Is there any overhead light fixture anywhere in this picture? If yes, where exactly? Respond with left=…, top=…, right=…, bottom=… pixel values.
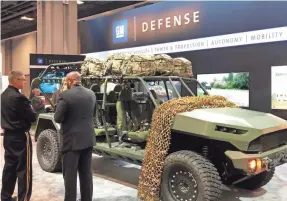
left=21, top=16, right=34, bottom=21
left=77, top=0, right=84, bottom=4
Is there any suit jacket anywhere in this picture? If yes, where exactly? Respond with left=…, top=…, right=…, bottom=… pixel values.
left=54, top=85, right=96, bottom=153
left=51, top=89, right=61, bottom=105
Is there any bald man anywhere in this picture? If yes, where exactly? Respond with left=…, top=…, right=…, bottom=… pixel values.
left=54, top=72, right=96, bottom=201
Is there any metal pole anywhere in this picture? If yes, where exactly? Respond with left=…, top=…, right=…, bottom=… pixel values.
left=102, top=77, right=112, bottom=148
left=168, top=77, right=181, bottom=98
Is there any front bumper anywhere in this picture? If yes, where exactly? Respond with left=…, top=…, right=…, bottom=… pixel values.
left=225, top=144, right=287, bottom=175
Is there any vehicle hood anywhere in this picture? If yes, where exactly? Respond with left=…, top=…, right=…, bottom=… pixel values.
left=172, top=107, right=287, bottom=133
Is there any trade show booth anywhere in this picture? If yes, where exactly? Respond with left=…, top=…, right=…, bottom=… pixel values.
left=78, top=1, right=287, bottom=119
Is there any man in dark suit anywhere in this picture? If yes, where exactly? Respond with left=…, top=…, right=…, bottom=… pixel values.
left=1, top=71, right=37, bottom=201
left=54, top=72, right=96, bottom=201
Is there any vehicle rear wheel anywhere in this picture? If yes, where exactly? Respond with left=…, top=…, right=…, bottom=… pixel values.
left=235, top=169, right=275, bottom=190
left=160, top=150, right=222, bottom=201
left=36, top=129, right=62, bottom=172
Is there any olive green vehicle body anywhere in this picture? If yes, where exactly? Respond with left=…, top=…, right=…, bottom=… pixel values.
left=32, top=61, right=287, bottom=187
left=172, top=107, right=287, bottom=151
left=172, top=107, right=287, bottom=174
left=34, top=106, right=287, bottom=175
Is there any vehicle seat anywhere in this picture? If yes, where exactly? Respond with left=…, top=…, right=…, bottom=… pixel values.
left=90, top=84, right=103, bottom=128
left=125, top=92, right=151, bottom=143
left=125, top=89, right=164, bottom=142
left=107, top=84, right=122, bottom=103
left=150, top=89, right=163, bottom=105
left=90, top=84, right=103, bottom=100
left=106, top=84, right=122, bottom=125
left=116, top=85, right=143, bottom=130
left=94, top=127, right=116, bottom=137
left=144, top=89, right=163, bottom=124
left=91, top=83, right=118, bottom=136
left=128, top=130, right=150, bottom=143
left=116, top=85, right=133, bottom=131
left=132, top=92, right=149, bottom=104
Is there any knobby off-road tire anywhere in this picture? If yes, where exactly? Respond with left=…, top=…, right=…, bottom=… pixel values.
left=36, top=129, right=62, bottom=172
left=160, top=150, right=222, bottom=201
left=235, top=168, right=275, bottom=190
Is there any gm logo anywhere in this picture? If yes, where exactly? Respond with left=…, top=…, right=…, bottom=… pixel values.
left=37, top=57, right=44, bottom=65
left=113, top=19, right=128, bottom=44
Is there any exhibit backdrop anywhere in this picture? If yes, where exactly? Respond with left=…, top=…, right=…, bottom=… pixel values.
left=29, top=54, right=86, bottom=95
left=271, top=66, right=287, bottom=110
left=79, top=1, right=287, bottom=119
left=80, top=1, right=287, bottom=54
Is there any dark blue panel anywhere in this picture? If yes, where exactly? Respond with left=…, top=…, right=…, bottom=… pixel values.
left=79, top=1, right=287, bottom=53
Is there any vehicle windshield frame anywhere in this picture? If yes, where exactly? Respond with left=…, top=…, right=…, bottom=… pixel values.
left=100, top=75, right=209, bottom=108
left=29, top=62, right=209, bottom=109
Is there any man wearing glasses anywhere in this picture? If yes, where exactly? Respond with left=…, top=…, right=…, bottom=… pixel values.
left=1, top=71, right=36, bottom=201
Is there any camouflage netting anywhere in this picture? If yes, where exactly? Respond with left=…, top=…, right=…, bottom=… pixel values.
left=137, top=95, right=238, bottom=201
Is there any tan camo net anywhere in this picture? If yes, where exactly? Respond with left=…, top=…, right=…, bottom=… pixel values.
left=137, top=95, right=238, bottom=201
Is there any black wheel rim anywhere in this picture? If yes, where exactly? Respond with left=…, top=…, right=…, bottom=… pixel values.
left=40, top=137, right=53, bottom=165
left=168, top=166, right=199, bottom=201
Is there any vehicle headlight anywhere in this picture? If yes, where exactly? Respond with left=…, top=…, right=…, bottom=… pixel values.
left=215, top=125, right=247, bottom=134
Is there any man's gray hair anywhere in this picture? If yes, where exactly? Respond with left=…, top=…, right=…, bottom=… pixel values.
left=8, top=70, right=24, bottom=82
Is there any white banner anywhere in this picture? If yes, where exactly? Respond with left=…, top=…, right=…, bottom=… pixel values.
left=30, top=65, right=47, bottom=69
left=271, top=66, right=287, bottom=110
left=85, top=26, right=287, bottom=58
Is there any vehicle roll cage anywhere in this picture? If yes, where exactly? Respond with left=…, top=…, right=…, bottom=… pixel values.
left=29, top=61, right=210, bottom=111
left=29, top=62, right=83, bottom=108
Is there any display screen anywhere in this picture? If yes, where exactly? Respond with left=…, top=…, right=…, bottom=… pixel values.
left=271, top=66, right=287, bottom=110
left=197, top=72, right=249, bottom=107
left=38, top=71, right=66, bottom=94
left=30, top=68, right=67, bottom=94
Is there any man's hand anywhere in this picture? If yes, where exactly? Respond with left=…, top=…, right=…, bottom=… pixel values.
left=0, top=128, right=4, bottom=136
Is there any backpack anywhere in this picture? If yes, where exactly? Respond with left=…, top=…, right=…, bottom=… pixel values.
left=124, top=54, right=156, bottom=76
left=154, top=54, right=173, bottom=75
left=81, top=58, right=105, bottom=76
left=104, top=53, right=132, bottom=75
left=172, top=57, right=193, bottom=77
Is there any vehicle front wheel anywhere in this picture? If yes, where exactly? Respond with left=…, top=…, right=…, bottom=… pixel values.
left=36, top=129, right=62, bottom=172
left=160, top=150, right=222, bottom=201
left=235, top=169, right=275, bottom=190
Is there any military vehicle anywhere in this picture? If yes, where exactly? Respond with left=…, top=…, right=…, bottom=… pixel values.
left=31, top=61, right=287, bottom=201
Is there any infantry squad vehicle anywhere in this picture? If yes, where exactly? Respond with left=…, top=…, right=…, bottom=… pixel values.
left=31, top=62, right=287, bottom=201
